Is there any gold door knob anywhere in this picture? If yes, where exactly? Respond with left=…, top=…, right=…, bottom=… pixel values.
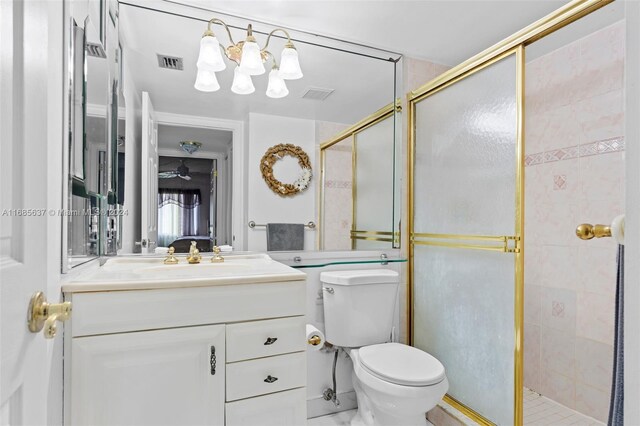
left=28, top=292, right=72, bottom=339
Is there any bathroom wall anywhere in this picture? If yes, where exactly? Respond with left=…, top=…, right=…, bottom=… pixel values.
left=524, top=21, right=625, bottom=421
left=246, top=113, right=317, bottom=251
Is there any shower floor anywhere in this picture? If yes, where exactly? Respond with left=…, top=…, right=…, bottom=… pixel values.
left=523, top=388, right=604, bottom=425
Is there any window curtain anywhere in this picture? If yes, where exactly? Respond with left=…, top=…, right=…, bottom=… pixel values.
left=158, top=189, right=201, bottom=247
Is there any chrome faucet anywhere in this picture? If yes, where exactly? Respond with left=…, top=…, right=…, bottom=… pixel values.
left=187, top=241, right=202, bottom=264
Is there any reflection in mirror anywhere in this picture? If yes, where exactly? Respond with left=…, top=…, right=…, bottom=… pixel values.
left=64, top=0, right=120, bottom=270
left=117, top=1, right=401, bottom=252
left=83, top=16, right=109, bottom=196
left=319, top=104, right=400, bottom=250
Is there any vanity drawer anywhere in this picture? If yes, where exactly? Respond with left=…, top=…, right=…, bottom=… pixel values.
left=225, top=388, right=306, bottom=426
left=226, top=352, right=306, bottom=401
left=226, top=316, right=305, bottom=362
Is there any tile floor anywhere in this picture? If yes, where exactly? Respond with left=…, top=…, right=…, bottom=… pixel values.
left=307, top=409, right=356, bottom=426
left=523, top=388, right=605, bottom=425
left=307, top=389, right=605, bottom=426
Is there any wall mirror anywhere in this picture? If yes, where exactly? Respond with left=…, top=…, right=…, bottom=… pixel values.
left=319, top=102, right=401, bottom=250
left=63, top=0, right=121, bottom=271
left=109, top=0, right=401, bottom=254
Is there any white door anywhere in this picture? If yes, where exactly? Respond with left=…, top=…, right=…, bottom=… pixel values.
left=0, top=0, right=62, bottom=423
left=70, top=324, right=226, bottom=425
left=141, top=91, right=158, bottom=253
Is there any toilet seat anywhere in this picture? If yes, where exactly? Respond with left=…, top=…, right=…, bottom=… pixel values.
left=358, top=343, right=445, bottom=386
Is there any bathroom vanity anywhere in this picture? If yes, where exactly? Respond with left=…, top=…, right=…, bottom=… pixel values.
left=62, top=254, right=307, bottom=426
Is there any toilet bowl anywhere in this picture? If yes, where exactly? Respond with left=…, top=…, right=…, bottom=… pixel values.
left=320, top=270, right=448, bottom=426
left=347, top=343, right=448, bottom=426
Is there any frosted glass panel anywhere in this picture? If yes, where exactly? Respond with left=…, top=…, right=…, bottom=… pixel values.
left=412, top=54, right=517, bottom=423
left=413, top=245, right=515, bottom=425
left=414, top=55, right=517, bottom=236
left=322, top=137, right=353, bottom=250
left=355, top=115, right=394, bottom=249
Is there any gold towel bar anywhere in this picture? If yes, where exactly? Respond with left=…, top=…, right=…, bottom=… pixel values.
left=248, top=221, right=316, bottom=229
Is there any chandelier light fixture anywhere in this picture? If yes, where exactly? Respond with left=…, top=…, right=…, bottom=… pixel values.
left=194, top=18, right=303, bottom=98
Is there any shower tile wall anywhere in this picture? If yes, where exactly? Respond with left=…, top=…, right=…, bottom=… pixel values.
left=524, top=21, right=624, bottom=422
left=316, top=121, right=351, bottom=250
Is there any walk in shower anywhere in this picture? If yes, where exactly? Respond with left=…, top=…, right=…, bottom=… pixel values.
left=408, top=1, right=625, bottom=424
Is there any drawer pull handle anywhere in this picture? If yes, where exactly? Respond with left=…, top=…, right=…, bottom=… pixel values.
left=264, top=375, right=278, bottom=383
left=264, top=337, right=278, bottom=345
left=210, top=346, right=216, bottom=375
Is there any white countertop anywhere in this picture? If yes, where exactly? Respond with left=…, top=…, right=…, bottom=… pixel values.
left=62, top=253, right=306, bottom=293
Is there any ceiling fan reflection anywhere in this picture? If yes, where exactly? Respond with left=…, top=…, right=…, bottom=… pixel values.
left=159, top=160, right=192, bottom=181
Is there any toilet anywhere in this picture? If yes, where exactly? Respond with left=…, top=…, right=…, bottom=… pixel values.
left=321, top=270, right=448, bottom=426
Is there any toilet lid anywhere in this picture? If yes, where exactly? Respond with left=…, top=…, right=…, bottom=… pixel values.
left=358, top=343, right=445, bottom=386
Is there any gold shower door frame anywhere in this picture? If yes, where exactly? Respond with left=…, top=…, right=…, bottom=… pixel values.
left=318, top=101, right=401, bottom=249
left=406, top=1, right=613, bottom=424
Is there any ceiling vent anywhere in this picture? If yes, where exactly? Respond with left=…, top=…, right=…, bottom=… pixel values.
left=86, top=43, right=106, bottom=59
left=157, top=54, right=184, bottom=70
left=302, top=87, right=334, bottom=101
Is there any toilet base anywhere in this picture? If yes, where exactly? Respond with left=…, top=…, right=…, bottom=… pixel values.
left=350, top=371, right=446, bottom=426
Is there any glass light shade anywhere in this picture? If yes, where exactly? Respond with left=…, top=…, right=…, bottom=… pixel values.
left=266, top=68, right=289, bottom=98
left=239, top=41, right=265, bottom=75
left=278, top=47, right=303, bottom=80
left=196, top=35, right=226, bottom=72
left=194, top=68, right=220, bottom=92
left=231, top=67, right=255, bottom=94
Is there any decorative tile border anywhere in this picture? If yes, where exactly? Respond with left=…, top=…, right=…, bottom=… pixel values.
left=325, top=180, right=352, bottom=189
left=525, top=136, right=624, bottom=167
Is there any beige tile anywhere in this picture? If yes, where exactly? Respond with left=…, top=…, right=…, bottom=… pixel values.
left=426, top=405, right=464, bottom=426
left=541, top=245, right=580, bottom=291
left=524, top=323, right=541, bottom=391
left=577, top=246, right=617, bottom=295
left=578, top=21, right=624, bottom=100
left=542, top=287, right=577, bottom=333
left=575, top=337, right=614, bottom=392
left=576, top=291, right=615, bottom=345
left=576, top=90, right=624, bottom=144
left=541, top=327, right=575, bottom=378
left=540, top=371, right=576, bottom=409
left=525, top=284, right=543, bottom=325
left=575, top=383, right=609, bottom=423
left=543, top=105, right=582, bottom=152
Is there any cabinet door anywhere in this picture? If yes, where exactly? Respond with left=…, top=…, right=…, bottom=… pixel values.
left=70, top=325, right=225, bottom=426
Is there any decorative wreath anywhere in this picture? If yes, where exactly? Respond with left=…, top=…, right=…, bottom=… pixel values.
left=260, top=143, right=313, bottom=197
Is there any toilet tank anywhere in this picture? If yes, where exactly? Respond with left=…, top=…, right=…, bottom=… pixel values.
left=321, top=270, right=399, bottom=348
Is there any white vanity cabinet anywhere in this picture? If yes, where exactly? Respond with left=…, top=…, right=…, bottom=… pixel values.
left=63, top=278, right=307, bottom=426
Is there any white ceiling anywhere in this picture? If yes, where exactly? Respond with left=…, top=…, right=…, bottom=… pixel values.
left=120, top=0, right=621, bottom=122
left=158, top=124, right=233, bottom=155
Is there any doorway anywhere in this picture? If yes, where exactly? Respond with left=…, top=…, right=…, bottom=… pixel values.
left=157, top=124, right=233, bottom=251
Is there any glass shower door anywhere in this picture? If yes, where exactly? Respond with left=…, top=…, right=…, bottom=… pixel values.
left=410, top=47, right=524, bottom=425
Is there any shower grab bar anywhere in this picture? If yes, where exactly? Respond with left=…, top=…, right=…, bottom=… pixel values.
left=248, top=220, right=316, bottom=229
left=576, top=215, right=625, bottom=244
